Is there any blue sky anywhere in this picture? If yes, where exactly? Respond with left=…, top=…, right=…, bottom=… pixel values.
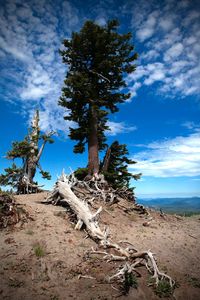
left=0, top=0, right=200, bottom=198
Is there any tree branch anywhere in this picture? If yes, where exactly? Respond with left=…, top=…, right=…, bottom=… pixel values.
left=90, top=70, right=110, bottom=82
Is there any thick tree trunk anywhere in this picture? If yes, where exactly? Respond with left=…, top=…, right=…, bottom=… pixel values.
left=88, top=105, right=99, bottom=175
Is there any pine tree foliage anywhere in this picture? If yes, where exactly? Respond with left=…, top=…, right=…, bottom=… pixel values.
left=6, top=139, right=30, bottom=160
left=59, top=19, right=138, bottom=174
left=103, top=141, right=141, bottom=189
left=0, top=163, right=22, bottom=187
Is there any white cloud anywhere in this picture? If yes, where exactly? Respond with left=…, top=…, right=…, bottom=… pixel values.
left=21, top=86, right=49, bottom=100
left=128, top=82, right=142, bottom=98
left=183, top=11, right=200, bottom=26
left=0, top=36, right=29, bottom=61
left=136, top=11, right=159, bottom=42
left=129, top=0, right=200, bottom=99
left=144, top=68, right=165, bottom=85
left=95, top=16, right=107, bottom=26
left=141, top=49, right=159, bottom=61
left=182, top=121, right=200, bottom=131
left=0, top=0, right=79, bottom=133
left=164, top=42, right=184, bottom=61
left=130, top=131, right=200, bottom=177
left=160, top=18, right=174, bottom=31
left=106, top=121, right=137, bottom=136
left=38, top=106, right=76, bottom=133
left=137, top=27, right=155, bottom=42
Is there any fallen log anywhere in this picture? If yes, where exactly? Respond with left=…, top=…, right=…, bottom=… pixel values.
left=43, top=172, right=175, bottom=291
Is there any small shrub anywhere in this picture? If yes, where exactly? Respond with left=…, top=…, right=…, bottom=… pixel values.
left=154, top=280, right=173, bottom=298
left=147, top=276, right=155, bottom=286
left=74, top=167, right=88, bottom=180
left=122, top=271, right=138, bottom=294
left=26, top=229, right=34, bottom=235
left=188, top=276, right=200, bottom=288
left=33, top=243, right=46, bottom=257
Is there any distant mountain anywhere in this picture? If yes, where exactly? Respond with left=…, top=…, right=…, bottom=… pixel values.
left=138, top=197, right=200, bottom=215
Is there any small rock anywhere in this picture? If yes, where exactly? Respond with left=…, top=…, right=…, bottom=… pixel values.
left=143, top=221, right=150, bottom=227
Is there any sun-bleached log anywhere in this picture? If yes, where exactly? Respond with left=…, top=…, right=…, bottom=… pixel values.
left=44, top=172, right=175, bottom=289
left=45, top=172, right=106, bottom=240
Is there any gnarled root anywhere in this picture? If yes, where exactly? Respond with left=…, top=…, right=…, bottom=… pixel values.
left=62, top=170, right=136, bottom=204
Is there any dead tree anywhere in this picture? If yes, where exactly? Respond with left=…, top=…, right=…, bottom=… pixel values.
left=0, top=110, right=54, bottom=194
left=18, top=110, right=54, bottom=193
left=44, top=172, right=175, bottom=291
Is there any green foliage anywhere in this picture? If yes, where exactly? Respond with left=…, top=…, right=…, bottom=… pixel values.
left=154, top=280, right=174, bottom=298
left=122, top=271, right=138, bottom=294
left=103, top=141, right=141, bottom=189
left=187, top=276, right=200, bottom=288
left=40, top=170, right=51, bottom=180
left=41, top=134, right=54, bottom=144
left=0, top=163, right=22, bottom=187
left=6, top=139, right=30, bottom=159
left=26, top=229, right=34, bottom=235
left=74, top=167, right=88, bottom=180
left=33, top=243, right=46, bottom=257
left=59, top=19, right=138, bottom=155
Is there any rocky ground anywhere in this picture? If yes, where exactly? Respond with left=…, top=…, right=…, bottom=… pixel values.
left=0, top=192, right=200, bottom=300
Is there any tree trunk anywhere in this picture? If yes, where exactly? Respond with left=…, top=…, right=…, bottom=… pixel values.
left=88, top=105, right=99, bottom=175
left=101, top=147, right=111, bottom=172
left=26, top=110, right=40, bottom=183
left=18, top=111, right=40, bottom=193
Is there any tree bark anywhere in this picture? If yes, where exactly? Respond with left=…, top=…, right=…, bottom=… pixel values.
left=26, top=110, right=40, bottom=183
left=102, top=147, right=111, bottom=172
left=17, top=111, right=40, bottom=193
left=88, top=105, right=99, bottom=175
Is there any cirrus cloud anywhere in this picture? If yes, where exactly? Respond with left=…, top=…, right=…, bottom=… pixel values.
left=130, top=131, right=200, bottom=177
left=128, top=0, right=200, bottom=99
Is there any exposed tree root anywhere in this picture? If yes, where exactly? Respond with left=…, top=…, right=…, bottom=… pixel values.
left=66, top=170, right=137, bottom=204
left=43, top=172, right=175, bottom=293
left=0, top=192, right=31, bottom=228
left=17, top=177, right=44, bottom=194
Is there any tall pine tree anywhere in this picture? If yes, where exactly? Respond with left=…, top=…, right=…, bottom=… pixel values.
left=59, top=20, right=138, bottom=175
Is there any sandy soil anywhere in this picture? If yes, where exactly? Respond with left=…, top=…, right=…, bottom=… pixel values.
left=0, top=192, right=200, bottom=300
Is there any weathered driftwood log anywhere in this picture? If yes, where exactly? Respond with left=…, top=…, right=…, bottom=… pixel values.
left=44, top=172, right=174, bottom=289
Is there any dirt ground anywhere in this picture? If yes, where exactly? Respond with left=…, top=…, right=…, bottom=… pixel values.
left=0, top=192, right=200, bottom=300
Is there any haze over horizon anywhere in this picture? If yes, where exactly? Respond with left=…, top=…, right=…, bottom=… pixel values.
left=0, top=0, right=200, bottom=198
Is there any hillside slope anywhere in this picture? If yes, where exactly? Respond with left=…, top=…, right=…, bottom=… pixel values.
left=0, top=192, right=200, bottom=299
